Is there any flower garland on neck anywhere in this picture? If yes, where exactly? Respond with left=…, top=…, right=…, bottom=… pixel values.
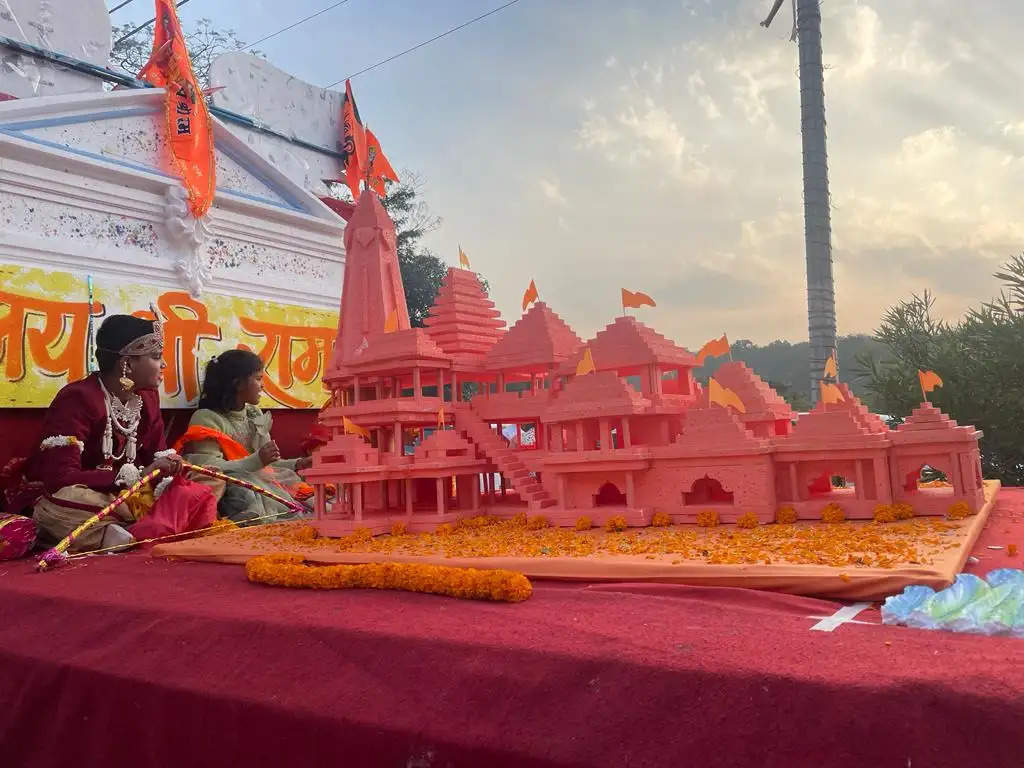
left=245, top=554, right=533, bottom=603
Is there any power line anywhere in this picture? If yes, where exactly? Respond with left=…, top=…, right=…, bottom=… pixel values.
left=241, top=0, right=352, bottom=51
left=109, top=0, right=139, bottom=13
left=326, top=0, right=523, bottom=86
left=113, top=0, right=192, bottom=46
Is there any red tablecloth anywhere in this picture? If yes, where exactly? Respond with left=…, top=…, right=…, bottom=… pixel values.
left=2, top=491, right=1024, bottom=768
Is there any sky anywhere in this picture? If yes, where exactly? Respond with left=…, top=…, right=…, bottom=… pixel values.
left=112, top=0, right=1024, bottom=349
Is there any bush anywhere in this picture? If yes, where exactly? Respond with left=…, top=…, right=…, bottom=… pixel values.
left=776, top=507, right=798, bottom=524
left=696, top=510, right=719, bottom=528
left=736, top=512, right=759, bottom=529
left=651, top=511, right=672, bottom=527
left=574, top=516, right=593, bottom=531
left=604, top=516, right=628, bottom=532
left=821, top=503, right=845, bottom=523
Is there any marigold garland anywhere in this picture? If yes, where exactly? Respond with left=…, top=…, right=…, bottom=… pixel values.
left=574, top=516, right=593, bottom=531
left=696, top=510, right=719, bottom=528
left=245, top=553, right=532, bottom=602
left=736, top=512, right=759, bottom=529
left=390, top=521, right=408, bottom=537
left=821, top=503, right=845, bottom=524
left=892, top=503, right=914, bottom=520
left=605, top=515, right=628, bottom=532
left=650, top=510, right=671, bottom=527
left=872, top=504, right=896, bottom=523
left=947, top=501, right=971, bottom=520
left=526, top=515, right=550, bottom=530
left=200, top=518, right=238, bottom=537
left=776, top=507, right=797, bottom=525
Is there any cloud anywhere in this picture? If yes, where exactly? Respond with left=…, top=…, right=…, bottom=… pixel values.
left=539, top=178, right=568, bottom=206
left=687, top=71, right=721, bottom=120
left=605, top=55, right=618, bottom=68
left=843, top=4, right=879, bottom=78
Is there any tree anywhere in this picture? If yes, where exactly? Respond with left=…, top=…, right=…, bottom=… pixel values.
left=110, top=18, right=256, bottom=90
left=856, top=256, right=1024, bottom=486
left=762, top=0, right=837, bottom=403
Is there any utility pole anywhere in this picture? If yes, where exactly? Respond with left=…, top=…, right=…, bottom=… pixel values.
left=762, top=0, right=837, bottom=404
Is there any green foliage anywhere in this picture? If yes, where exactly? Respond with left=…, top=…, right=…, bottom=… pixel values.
left=695, top=335, right=892, bottom=411
left=110, top=18, right=257, bottom=90
left=855, top=255, right=1024, bottom=485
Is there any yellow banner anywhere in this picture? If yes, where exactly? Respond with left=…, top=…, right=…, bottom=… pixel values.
left=0, top=264, right=338, bottom=409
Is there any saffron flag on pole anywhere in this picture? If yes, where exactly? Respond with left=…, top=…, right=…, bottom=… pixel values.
left=522, top=279, right=539, bottom=311
left=823, top=351, right=838, bottom=379
left=343, top=416, right=371, bottom=440
left=819, top=381, right=845, bottom=405
left=695, top=334, right=730, bottom=367
left=621, top=289, right=656, bottom=310
left=383, top=308, right=399, bottom=333
left=341, top=79, right=368, bottom=200
left=708, top=378, right=746, bottom=413
left=459, top=245, right=471, bottom=269
left=138, top=0, right=215, bottom=217
left=576, top=346, right=596, bottom=376
left=365, top=127, right=399, bottom=196
left=918, top=370, right=943, bottom=400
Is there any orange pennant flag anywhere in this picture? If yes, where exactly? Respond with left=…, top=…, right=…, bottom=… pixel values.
left=437, top=405, right=446, bottom=430
left=341, top=79, right=368, bottom=200
left=576, top=346, right=596, bottom=376
left=823, top=351, right=838, bottom=379
left=138, top=0, right=215, bottom=217
left=819, top=381, right=845, bottom=405
left=695, top=334, right=730, bottom=367
left=343, top=416, right=370, bottom=440
left=458, top=245, right=471, bottom=269
left=918, top=370, right=943, bottom=400
left=621, top=289, right=656, bottom=310
left=708, top=378, right=746, bottom=413
left=522, top=279, right=539, bottom=311
left=365, top=127, right=399, bottom=196
left=383, top=308, right=399, bottom=333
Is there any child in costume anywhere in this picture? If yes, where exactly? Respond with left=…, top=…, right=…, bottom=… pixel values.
left=176, top=350, right=312, bottom=523
left=23, top=314, right=216, bottom=553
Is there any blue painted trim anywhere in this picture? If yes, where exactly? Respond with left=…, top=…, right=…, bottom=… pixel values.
left=216, top=140, right=309, bottom=213
left=0, top=127, right=303, bottom=213
left=0, top=107, right=158, bottom=132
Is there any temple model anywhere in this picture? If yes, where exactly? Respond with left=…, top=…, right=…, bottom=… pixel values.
left=305, top=191, right=986, bottom=535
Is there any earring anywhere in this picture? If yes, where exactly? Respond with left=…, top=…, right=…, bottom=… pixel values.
left=119, top=360, right=135, bottom=392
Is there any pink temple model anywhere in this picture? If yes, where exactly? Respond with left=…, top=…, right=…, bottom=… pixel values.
left=304, top=191, right=986, bottom=535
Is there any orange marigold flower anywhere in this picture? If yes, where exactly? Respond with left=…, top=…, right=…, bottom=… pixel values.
left=526, top=515, right=550, bottom=530
left=390, top=521, right=408, bottom=537
left=947, top=501, right=971, bottom=520
left=651, top=511, right=672, bottom=527
left=776, top=507, right=798, bottom=525
left=736, top=512, right=759, bottom=529
left=892, top=503, right=914, bottom=520
left=436, top=523, right=455, bottom=536
left=872, top=504, right=896, bottom=523
left=245, top=554, right=533, bottom=602
left=605, top=515, right=628, bottom=532
left=574, top=516, right=593, bottom=531
left=200, top=518, right=238, bottom=537
left=821, top=503, right=845, bottom=524
left=510, top=511, right=528, bottom=527
left=696, top=510, right=719, bottom=528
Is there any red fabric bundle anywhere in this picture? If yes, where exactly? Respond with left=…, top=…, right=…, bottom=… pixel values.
left=131, top=475, right=217, bottom=544
left=0, top=513, right=36, bottom=560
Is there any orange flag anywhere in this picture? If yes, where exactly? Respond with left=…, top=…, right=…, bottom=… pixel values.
left=458, top=245, right=471, bottom=269
left=918, top=370, right=943, bottom=400
left=383, top=308, right=399, bottom=333
left=823, top=351, right=838, bottom=379
left=695, top=334, right=730, bottom=366
left=522, top=279, right=539, bottom=311
left=365, top=127, right=399, bottom=196
left=819, top=381, right=845, bottom=405
left=343, top=416, right=370, bottom=440
left=576, top=346, right=596, bottom=376
left=341, top=79, right=368, bottom=200
left=138, top=0, right=215, bottom=217
left=622, top=289, right=656, bottom=310
left=709, top=378, right=746, bottom=413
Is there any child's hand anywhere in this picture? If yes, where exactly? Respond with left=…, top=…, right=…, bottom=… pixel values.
left=258, top=441, right=281, bottom=466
